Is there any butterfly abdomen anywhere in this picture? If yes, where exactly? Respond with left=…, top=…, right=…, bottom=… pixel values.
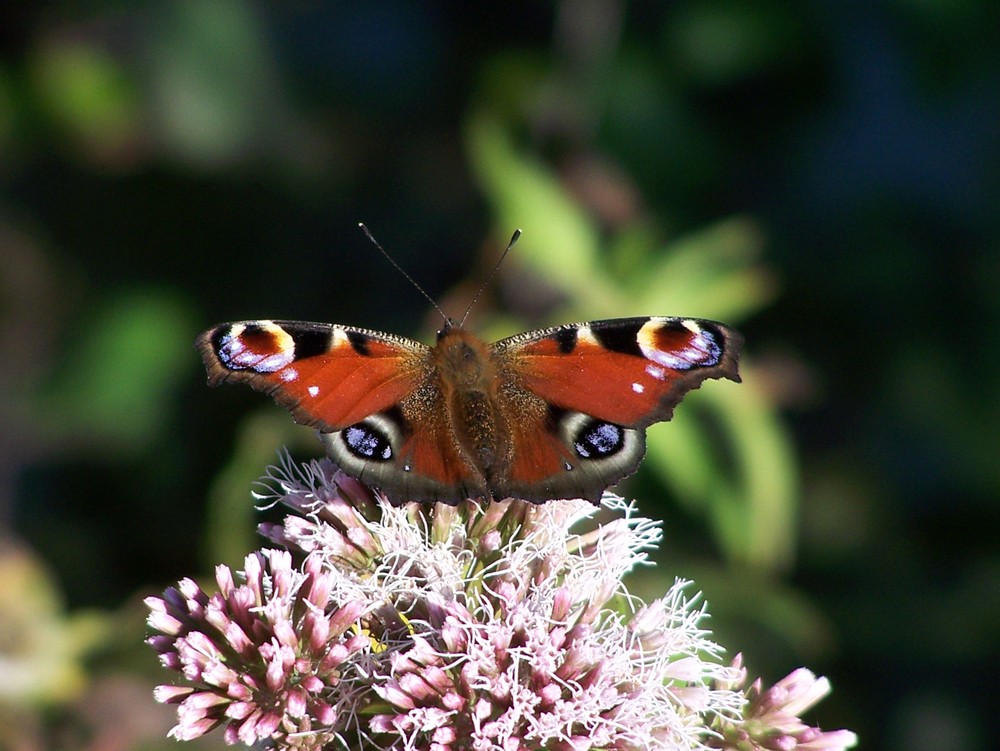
left=454, top=390, right=501, bottom=471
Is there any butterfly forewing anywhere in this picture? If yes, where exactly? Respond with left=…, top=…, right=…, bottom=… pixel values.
left=198, top=320, right=430, bottom=431
left=493, top=317, right=741, bottom=427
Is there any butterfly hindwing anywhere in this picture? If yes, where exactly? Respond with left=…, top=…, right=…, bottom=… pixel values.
left=488, top=404, right=646, bottom=503
left=321, top=416, right=490, bottom=504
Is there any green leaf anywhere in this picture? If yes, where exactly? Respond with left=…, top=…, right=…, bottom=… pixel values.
left=29, top=38, right=140, bottom=158
left=646, top=374, right=798, bottom=572
left=633, top=216, right=776, bottom=321
left=36, top=288, right=195, bottom=456
left=466, top=113, right=611, bottom=302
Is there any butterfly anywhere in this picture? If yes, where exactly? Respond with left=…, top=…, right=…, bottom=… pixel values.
left=198, top=315, right=742, bottom=505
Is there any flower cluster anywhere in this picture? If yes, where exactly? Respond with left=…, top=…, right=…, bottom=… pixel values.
left=146, top=549, right=371, bottom=746
left=147, top=456, right=856, bottom=751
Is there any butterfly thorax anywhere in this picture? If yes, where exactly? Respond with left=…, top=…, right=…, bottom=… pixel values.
left=432, top=328, right=508, bottom=478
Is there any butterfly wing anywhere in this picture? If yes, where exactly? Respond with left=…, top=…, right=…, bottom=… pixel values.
left=198, top=319, right=431, bottom=429
left=489, top=317, right=742, bottom=502
left=198, top=320, right=489, bottom=504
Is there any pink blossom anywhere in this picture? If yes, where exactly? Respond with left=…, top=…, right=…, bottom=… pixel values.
left=708, top=656, right=857, bottom=750
left=146, top=548, right=370, bottom=747
left=148, top=456, right=855, bottom=750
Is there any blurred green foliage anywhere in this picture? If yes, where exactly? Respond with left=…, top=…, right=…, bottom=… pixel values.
left=34, top=289, right=195, bottom=453
left=1, top=1, right=997, bottom=750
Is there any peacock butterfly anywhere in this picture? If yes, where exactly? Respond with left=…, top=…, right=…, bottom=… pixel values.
left=198, top=313, right=742, bottom=505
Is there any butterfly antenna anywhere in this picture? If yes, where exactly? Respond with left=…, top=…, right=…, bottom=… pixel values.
left=458, top=228, right=521, bottom=328
left=358, top=223, right=450, bottom=324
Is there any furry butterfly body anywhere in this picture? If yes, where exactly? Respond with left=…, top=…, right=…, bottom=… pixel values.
left=198, top=316, right=741, bottom=504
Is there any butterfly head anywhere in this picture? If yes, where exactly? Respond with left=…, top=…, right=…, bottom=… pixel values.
left=436, top=318, right=460, bottom=342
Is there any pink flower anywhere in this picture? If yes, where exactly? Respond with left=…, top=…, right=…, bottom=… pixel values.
left=148, top=457, right=855, bottom=750
left=146, top=549, right=370, bottom=747
left=709, top=656, right=858, bottom=750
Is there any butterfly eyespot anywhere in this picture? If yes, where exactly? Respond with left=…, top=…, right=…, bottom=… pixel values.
left=216, top=321, right=297, bottom=373
left=638, top=318, right=723, bottom=370
left=573, top=419, right=625, bottom=459
left=343, top=423, right=393, bottom=461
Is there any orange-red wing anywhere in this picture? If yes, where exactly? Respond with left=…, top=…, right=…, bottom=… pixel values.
left=395, top=423, right=490, bottom=502
left=198, top=320, right=430, bottom=431
left=492, top=317, right=742, bottom=428
left=321, top=408, right=490, bottom=504
left=500, top=403, right=574, bottom=483
left=491, top=394, right=646, bottom=504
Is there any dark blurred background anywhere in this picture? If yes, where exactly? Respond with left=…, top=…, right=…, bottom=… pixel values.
left=2, top=2, right=997, bottom=749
